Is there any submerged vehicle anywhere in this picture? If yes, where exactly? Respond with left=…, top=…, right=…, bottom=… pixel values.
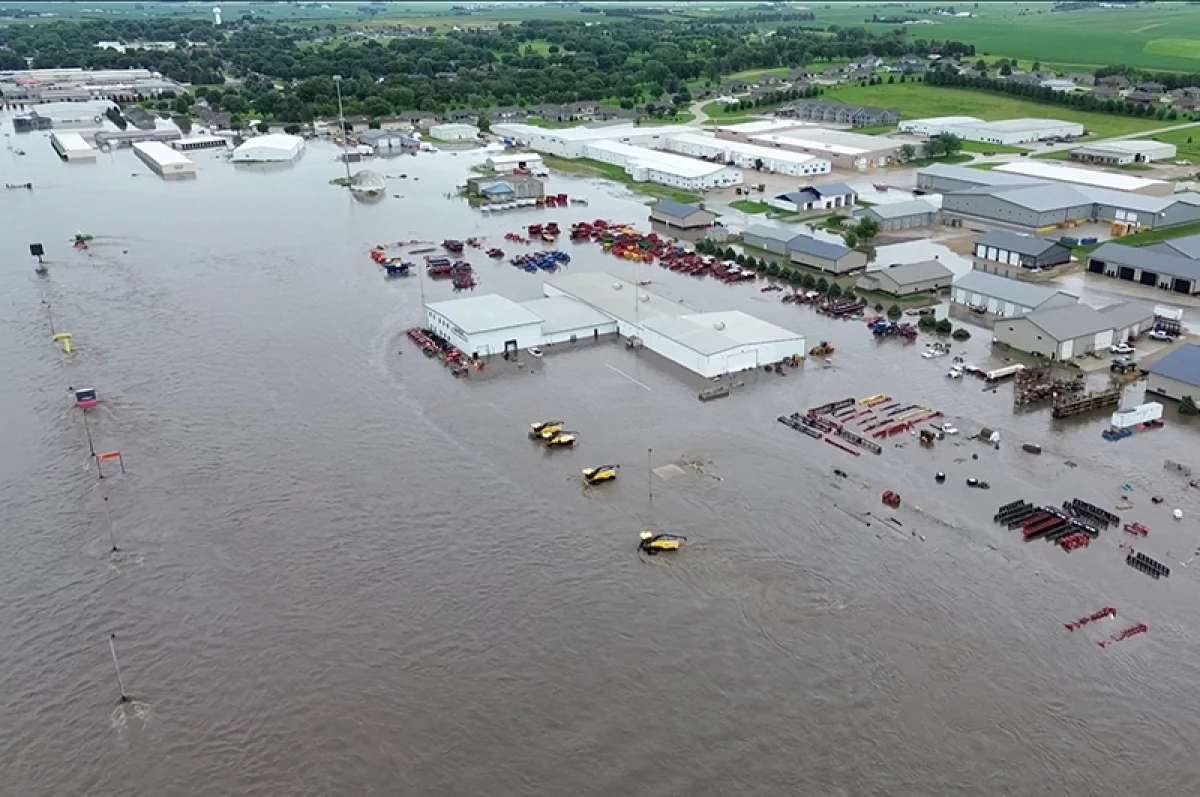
left=638, top=531, right=686, bottom=555
left=74, top=387, right=98, bottom=409
left=582, top=464, right=618, bottom=485
left=543, top=431, right=576, bottom=447
left=530, top=420, right=564, bottom=438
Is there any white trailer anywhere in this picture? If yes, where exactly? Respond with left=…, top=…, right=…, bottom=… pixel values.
left=1111, top=402, right=1163, bottom=429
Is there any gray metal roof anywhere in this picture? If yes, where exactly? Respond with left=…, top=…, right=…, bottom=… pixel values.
left=1019, top=303, right=1121, bottom=341
left=813, top=182, right=857, bottom=197
left=919, top=164, right=1037, bottom=187
left=788, top=234, right=851, bottom=261
left=953, top=269, right=1077, bottom=308
left=651, top=199, right=702, bottom=220
left=519, top=296, right=613, bottom=335
left=1149, top=233, right=1200, bottom=260
left=866, top=198, right=936, bottom=219
left=974, top=229, right=1060, bottom=257
left=870, top=260, right=953, bottom=286
left=1148, top=343, right=1200, bottom=387
left=744, top=224, right=797, bottom=244
left=1097, top=301, right=1155, bottom=330
left=1089, top=242, right=1200, bottom=282
left=974, top=183, right=1096, bottom=212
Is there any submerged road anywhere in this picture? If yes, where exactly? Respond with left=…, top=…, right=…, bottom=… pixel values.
left=2, top=130, right=1200, bottom=796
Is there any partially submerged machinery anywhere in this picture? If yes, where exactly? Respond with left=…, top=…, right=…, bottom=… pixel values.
left=582, top=465, right=618, bottom=485
left=638, top=531, right=685, bottom=555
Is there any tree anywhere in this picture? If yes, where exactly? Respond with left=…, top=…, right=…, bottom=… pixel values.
left=478, top=116, right=492, bottom=133
left=816, top=276, right=829, bottom=293
left=922, top=137, right=945, bottom=159
left=854, top=217, right=879, bottom=243
left=843, top=288, right=856, bottom=301
left=255, top=120, right=270, bottom=133
left=874, top=302, right=884, bottom=312
left=230, top=114, right=245, bottom=130
left=842, top=230, right=859, bottom=249
left=951, top=327, right=971, bottom=340
left=284, top=123, right=302, bottom=135
left=176, top=114, right=192, bottom=134
left=936, top=132, right=963, bottom=156
left=828, top=282, right=843, bottom=297
left=1180, top=395, right=1199, bottom=415
left=898, top=143, right=916, bottom=162
left=801, top=272, right=817, bottom=290
left=735, top=253, right=747, bottom=265
left=886, top=304, right=902, bottom=319
left=935, top=318, right=953, bottom=334
left=1032, top=61, right=1041, bottom=72
left=1000, top=63, right=1013, bottom=76
left=766, top=262, right=781, bottom=277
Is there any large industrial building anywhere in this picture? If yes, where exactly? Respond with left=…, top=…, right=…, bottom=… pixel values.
left=1086, top=241, right=1200, bottom=295
left=425, top=293, right=618, bottom=356
left=748, top=129, right=902, bottom=170
left=788, top=235, right=869, bottom=274
left=0, top=67, right=184, bottom=104
left=951, top=270, right=1078, bottom=321
left=919, top=164, right=1200, bottom=233
left=49, top=131, right=96, bottom=162
left=993, top=301, right=1154, bottom=360
left=492, top=123, right=689, bottom=159
left=992, top=160, right=1173, bottom=197
left=1070, top=139, right=1177, bottom=166
left=543, top=272, right=806, bottom=377
left=583, top=140, right=743, bottom=191
left=231, top=133, right=305, bottom=163
left=713, top=119, right=817, bottom=143
left=132, top=141, right=197, bottom=179
left=973, top=230, right=1072, bottom=270
left=660, top=132, right=831, bottom=177
left=898, top=117, right=1083, bottom=145
left=855, top=260, right=954, bottom=296
left=859, top=198, right=939, bottom=231
left=1146, top=344, right=1200, bottom=402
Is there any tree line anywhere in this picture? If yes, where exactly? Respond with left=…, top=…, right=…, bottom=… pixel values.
left=0, top=16, right=973, bottom=125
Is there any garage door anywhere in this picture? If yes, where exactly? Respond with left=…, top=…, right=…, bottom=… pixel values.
left=1059, top=339, right=1074, bottom=360
left=1094, top=329, right=1114, bottom=350
left=1140, top=270, right=1158, bottom=286
left=1118, top=266, right=1135, bottom=281
left=1173, top=278, right=1193, bottom=294
left=1088, top=259, right=1105, bottom=274
left=724, top=350, right=759, bottom=374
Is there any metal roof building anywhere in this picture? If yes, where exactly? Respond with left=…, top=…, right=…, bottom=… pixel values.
left=583, top=140, right=743, bottom=191
left=951, top=269, right=1078, bottom=320
left=993, top=160, right=1173, bottom=197
left=938, top=118, right=1084, bottom=145
left=1147, top=343, right=1200, bottom=401
left=788, top=234, right=869, bottom=274
left=1070, top=139, right=1177, bottom=166
left=648, top=200, right=716, bottom=230
left=897, top=116, right=982, bottom=136
left=973, top=229, right=1071, bottom=270
left=860, top=198, right=939, bottom=231
left=133, top=140, right=197, bottom=179
left=1087, top=241, right=1200, bottom=295
left=994, top=302, right=1154, bottom=360
left=742, top=223, right=804, bottom=256
left=231, top=133, right=305, bottom=163
left=425, top=295, right=546, bottom=357
left=661, top=132, right=831, bottom=177
left=1148, top=233, right=1200, bottom=260
left=49, top=131, right=96, bottom=162
left=748, top=128, right=902, bottom=170
left=518, top=296, right=618, bottom=345
left=856, top=260, right=954, bottom=296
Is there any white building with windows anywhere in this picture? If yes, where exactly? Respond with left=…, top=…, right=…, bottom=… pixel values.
left=582, top=140, right=743, bottom=191
left=491, top=122, right=694, bottom=159
left=659, top=132, right=831, bottom=177
left=898, top=116, right=983, bottom=136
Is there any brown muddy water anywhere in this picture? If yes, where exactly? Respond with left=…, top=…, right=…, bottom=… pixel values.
left=2, top=131, right=1200, bottom=796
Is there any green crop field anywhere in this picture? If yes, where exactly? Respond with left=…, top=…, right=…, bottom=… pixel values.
left=820, top=84, right=1167, bottom=140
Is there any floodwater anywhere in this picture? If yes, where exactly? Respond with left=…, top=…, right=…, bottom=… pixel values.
left=3, top=129, right=1200, bottom=796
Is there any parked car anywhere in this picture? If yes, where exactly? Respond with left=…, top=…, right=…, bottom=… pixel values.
left=942, top=423, right=959, bottom=435
left=1149, top=328, right=1172, bottom=342
left=1110, top=342, right=1135, bottom=355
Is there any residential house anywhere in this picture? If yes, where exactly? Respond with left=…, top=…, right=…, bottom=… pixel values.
left=775, top=99, right=900, bottom=127
left=446, top=108, right=479, bottom=124
left=1124, top=90, right=1159, bottom=106
left=1067, top=72, right=1095, bottom=86
left=720, top=80, right=750, bottom=94
left=567, top=101, right=600, bottom=119
left=1137, top=81, right=1166, bottom=94
left=1041, top=79, right=1080, bottom=93
left=1168, top=87, right=1200, bottom=109
left=852, top=54, right=884, bottom=70
left=488, top=106, right=527, bottom=123
left=848, top=67, right=877, bottom=82
left=787, top=67, right=813, bottom=82
left=398, top=110, right=440, bottom=130
left=823, top=65, right=849, bottom=78
left=529, top=103, right=564, bottom=121
left=1091, top=87, right=1121, bottom=101
left=894, top=54, right=927, bottom=74
left=1005, top=74, right=1043, bottom=87
left=1097, top=75, right=1130, bottom=90
left=759, top=75, right=783, bottom=86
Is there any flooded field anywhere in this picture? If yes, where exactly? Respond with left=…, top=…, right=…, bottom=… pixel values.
left=3, top=129, right=1200, bottom=796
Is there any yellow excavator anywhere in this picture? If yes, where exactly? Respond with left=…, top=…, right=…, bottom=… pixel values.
left=581, top=464, right=618, bottom=485
left=530, top=420, right=564, bottom=439
left=639, top=531, right=686, bottom=555
left=543, top=430, right=577, bottom=448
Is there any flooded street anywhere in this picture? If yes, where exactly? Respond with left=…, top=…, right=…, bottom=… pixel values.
left=4, top=130, right=1200, bottom=796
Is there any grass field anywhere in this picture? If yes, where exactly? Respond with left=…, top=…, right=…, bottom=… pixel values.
left=730, top=200, right=771, bottom=214
left=957, top=140, right=1027, bottom=155
left=1076, top=220, right=1200, bottom=255
left=821, top=84, right=1167, bottom=140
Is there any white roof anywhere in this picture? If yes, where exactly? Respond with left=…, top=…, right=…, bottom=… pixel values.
left=994, top=160, right=1169, bottom=192
left=1074, top=139, right=1175, bottom=155
left=487, top=152, right=543, bottom=164
left=544, top=272, right=690, bottom=326
left=666, top=132, right=826, bottom=166
left=519, top=296, right=613, bottom=335
left=494, top=122, right=693, bottom=143
left=952, top=118, right=1083, bottom=133
left=425, top=295, right=543, bottom=334
left=431, top=123, right=478, bottom=133
left=133, top=140, right=193, bottom=166
left=173, top=135, right=225, bottom=147
left=953, top=269, right=1077, bottom=307
left=232, top=133, right=303, bottom=159
left=902, top=115, right=982, bottom=126
left=749, top=128, right=901, bottom=156
left=714, top=119, right=816, bottom=135
left=643, top=311, right=803, bottom=356
left=51, top=131, right=93, bottom=152
left=585, top=140, right=736, bottom=178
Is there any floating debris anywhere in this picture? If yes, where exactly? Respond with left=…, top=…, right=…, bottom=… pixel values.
left=1065, top=607, right=1116, bottom=632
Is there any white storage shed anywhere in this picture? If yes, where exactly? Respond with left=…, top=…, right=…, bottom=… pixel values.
left=583, top=140, right=742, bottom=191
left=430, top=123, right=479, bottom=141
left=661, top=133, right=831, bottom=177
left=640, top=311, right=806, bottom=378
left=50, top=131, right=97, bottom=162
left=133, top=141, right=197, bottom=179
left=231, top=133, right=305, bottom=163
left=425, top=295, right=545, bottom=357
left=519, top=297, right=617, bottom=345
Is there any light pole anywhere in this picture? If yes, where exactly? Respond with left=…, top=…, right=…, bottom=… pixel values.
left=333, top=75, right=352, bottom=184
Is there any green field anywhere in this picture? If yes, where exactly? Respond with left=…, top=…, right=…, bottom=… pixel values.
left=958, top=140, right=1027, bottom=155
left=821, top=84, right=1167, bottom=140
left=540, top=155, right=699, bottom=204
left=730, top=200, right=771, bottom=214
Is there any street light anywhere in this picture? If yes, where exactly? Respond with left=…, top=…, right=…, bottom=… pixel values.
left=333, top=74, right=351, bottom=184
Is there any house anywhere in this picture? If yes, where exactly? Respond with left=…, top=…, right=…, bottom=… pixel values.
left=1041, top=79, right=1080, bottom=93
left=648, top=200, right=716, bottom=230
left=759, top=75, right=783, bottom=86
left=787, top=67, right=813, bottom=82
left=1167, top=87, right=1200, bottom=109
left=1067, top=72, right=1095, bottom=86
left=993, top=302, right=1154, bottom=360
left=398, top=110, right=440, bottom=130
left=848, top=68, right=877, bottom=82
left=446, top=108, right=479, bottom=123
left=1136, top=81, right=1166, bottom=94
left=856, top=260, right=953, bottom=296
left=1098, top=75, right=1130, bottom=90
left=950, top=269, right=1078, bottom=322
left=488, top=106, right=527, bottom=123
left=852, top=54, right=884, bottom=70
left=123, top=106, right=156, bottom=131
left=567, top=101, right=599, bottom=119
left=859, top=198, right=938, bottom=231
left=529, top=103, right=565, bottom=120
left=788, top=235, right=869, bottom=275
left=1124, top=90, right=1159, bottom=105
left=894, top=55, right=927, bottom=74
left=774, top=99, right=900, bottom=127
left=973, top=230, right=1072, bottom=270
left=770, top=183, right=858, bottom=213
left=1086, top=241, right=1200, bottom=295
left=1146, top=343, right=1200, bottom=401
left=1005, top=74, right=1043, bottom=87
left=1091, top=87, right=1121, bottom=100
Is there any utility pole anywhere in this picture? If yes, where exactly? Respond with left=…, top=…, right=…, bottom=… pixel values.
left=109, top=633, right=129, bottom=703
left=647, top=447, right=653, bottom=503
left=43, top=300, right=55, bottom=335
left=333, top=75, right=352, bottom=185
left=102, top=496, right=118, bottom=552
left=82, top=409, right=96, bottom=457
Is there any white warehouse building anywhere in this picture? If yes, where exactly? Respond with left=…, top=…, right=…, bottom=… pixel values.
left=660, top=132, right=831, bottom=177
left=133, top=140, right=197, bottom=179
left=898, top=116, right=984, bottom=136
left=583, top=140, right=743, bottom=191
left=231, top=133, right=305, bottom=163
left=940, top=118, right=1084, bottom=145
left=492, top=122, right=689, bottom=159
